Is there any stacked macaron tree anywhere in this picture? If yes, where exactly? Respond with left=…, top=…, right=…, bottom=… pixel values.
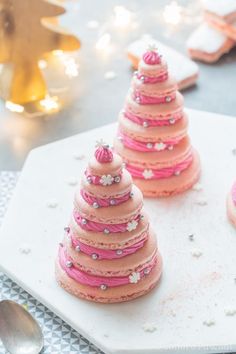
left=56, top=142, right=162, bottom=303
left=227, top=181, right=236, bottom=227
left=114, top=46, right=201, bottom=197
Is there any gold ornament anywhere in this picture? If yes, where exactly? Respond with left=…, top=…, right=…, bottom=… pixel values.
left=0, top=0, right=80, bottom=104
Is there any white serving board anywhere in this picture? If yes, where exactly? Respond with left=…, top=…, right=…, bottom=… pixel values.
left=1, top=109, right=236, bottom=354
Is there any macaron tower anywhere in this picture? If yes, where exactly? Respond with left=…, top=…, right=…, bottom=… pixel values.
left=114, top=46, right=201, bottom=197
left=227, top=181, right=236, bottom=227
left=55, top=142, right=162, bottom=303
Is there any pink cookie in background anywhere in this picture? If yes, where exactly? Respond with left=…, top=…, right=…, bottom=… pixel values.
left=203, top=0, right=236, bottom=40
left=55, top=142, right=163, bottom=303
left=187, top=23, right=235, bottom=63
left=114, top=46, right=201, bottom=198
left=127, top=35, right=199, bottom=90
left=227, top=181, right=236, bottom=227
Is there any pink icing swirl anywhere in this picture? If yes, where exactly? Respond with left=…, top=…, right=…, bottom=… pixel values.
left=81, top=189, right=131, bottom=207
left=125, top=152, right=193, bottom=180
left=124, top=110, right=182, bottom=127
left=95, top=145, right=113, bottom=163
left=118, top=131, right=181, bottom=152
left=59, top=244, right=157, bottom=288
left=232, top=181, right=236, bottom=205
left=69, top=232, right=148, bottom=260
left=134, top=91, right=176, bottom=105
left=136, top=71, right=168, bottom=84
left=143, top=50, right=161, bottom=65
left=73, top=210, right=141, bottom=233
left=85, top=169, right=122, bottom=185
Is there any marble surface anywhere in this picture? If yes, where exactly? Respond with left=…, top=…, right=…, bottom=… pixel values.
left=1, top=109, right=236, bottom=354
left=0, top=0, right=235, bottom=170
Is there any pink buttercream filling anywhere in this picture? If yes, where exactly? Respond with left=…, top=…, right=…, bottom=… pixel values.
left=73, top=210, right=141, bottom=233
left=80, top=189, right=131, bottom=207
left=59, top=244, right=157, bottom=288
left=69, top=232, right=148, bottom=259
left=232, top=182, right=236, bottom=205
left=134, top=91, right=176, bottom=105
left=124, top=110, right=182, bottom=127
left=85, top=169, right=122, bottom=185
left=125, top=152, right=193, bottom=180
left=136, top=72, right=168, bottom=84
left=118, top=131, right=181, bottom=152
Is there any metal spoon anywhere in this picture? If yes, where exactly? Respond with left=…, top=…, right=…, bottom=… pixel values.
left=0, top=300, right=44, bottom=354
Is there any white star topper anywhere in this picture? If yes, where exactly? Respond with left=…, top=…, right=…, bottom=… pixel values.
left=100, top=174, right=114, bottom=186
left=129, top=272, right=141, bottom=284
left=127, top=220, right=138, bottom=232
left=95, top=139, right=109, bottom=149
left=143, top=169, right=154, bottom=179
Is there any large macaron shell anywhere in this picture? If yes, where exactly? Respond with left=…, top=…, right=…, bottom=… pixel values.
left=118, top=111, right=188, bottom=141
left=74, top=184, right=143, bottom=224
left=64, top=228, right=157, bottom=276
left=132, top=75, right=177, bottom=98
left=133, top=149, right=201, bottom=197
left=55, top=251, right=162, bottom=303
left=88, top=153, right=122, bottom=177
left=124, top=91, right=184, bottom=120
left=114, top=136, right=192, bottom=169
left=80, top=169, right=132, bottom=199
left=138, top=58, right=168, bottom=77
left=70, top=212, right=149, bottom=249
left=227, top=193, right=236, bottom=227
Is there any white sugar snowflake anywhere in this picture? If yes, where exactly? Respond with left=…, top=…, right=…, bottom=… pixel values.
left=127, top=220, right=138, bottom=232
left=142, top=322, right=157, bottom=333
left=129, top=271, right=141, bottom=284
left=142, top=169, right=154, bottom=179
left=100, top=174, right=114, bottom=186
left=154, top=142, right=166, bottom=151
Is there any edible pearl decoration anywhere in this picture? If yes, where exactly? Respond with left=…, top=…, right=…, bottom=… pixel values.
left=174, top=171, right=181, bottom=176
left=168, top=145, right=174, bottom=151
left=116, top=249, right=123, bottom=255
left=143, top=121, right=149, bottom=128
left=130, top=191, right=134, bottom=197
left=146, top=143, right=153, bottom=149
left=100, top=284, right=108, bottom=290
left=75, top=245, right=81, bottom=252
left=165, top=96, right=172, bottom=103
left=110, top=199, right=116, bottom=205
left=87, top=176, right=92, bottom=184
left=66, top=261, right=73, bottom=268
left=81, top=218, right=87, bottom=225
left=93, top=202, right=99, bottom=209
left=144, top=268, right=150, bottom=275
left=103, top=228, right=110, bottom=234
left=169, top=118, right=175, bottom=125
left=136, top=96, right=141, bottom=103
left=91, top=253, right=98, bottom=260
left=114, top=176, right=121, bottom=183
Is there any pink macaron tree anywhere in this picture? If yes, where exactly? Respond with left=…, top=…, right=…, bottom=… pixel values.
left=114, top=45, right=201, bottom=197
left=56, top=141, right=162, bottom=303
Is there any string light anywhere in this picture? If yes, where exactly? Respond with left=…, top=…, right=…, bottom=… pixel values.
left=95, top=33, right=112, bottom=55
left=5, top=101, right=24, bottom=113
left=163, top=1, right=182, bottom=25
left=113, top=6, right=132, bottom=28
left=39, top=95, right=59, bottom=112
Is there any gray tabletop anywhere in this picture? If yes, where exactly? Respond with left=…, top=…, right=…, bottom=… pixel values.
left=0, top=0, right=236, bottom=171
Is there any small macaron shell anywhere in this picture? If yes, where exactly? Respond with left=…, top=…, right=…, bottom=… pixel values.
left=74, top=184, right=143, bottom=224
left=132, top=75, right=177, bottom=98
left=133, top=149, right=201, bottom=197
left=64, top=228, right=157, bottom=276
left=138, top=58, right=168, bottom=77
left=70, top=212, right=149, bottom=249
left=119, top=111, right=188, bottom=141
left=114, top=136, right=192, bottom=169
left=88, top=153, right=123, bottom=177
left=124, top=91, right=184, bottom=120
left=80, top=169, right=132, bottom=199
left=55, top=251, right=162, bottom=303
left=227, top=193, right=236, bottom=227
